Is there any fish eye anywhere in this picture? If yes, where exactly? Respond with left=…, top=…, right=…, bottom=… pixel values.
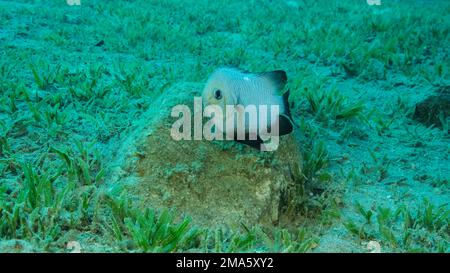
left=214, top=89, right=223, bottom=100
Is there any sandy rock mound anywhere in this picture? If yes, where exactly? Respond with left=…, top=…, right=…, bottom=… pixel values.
left=107, top=83, right=303, bottom=228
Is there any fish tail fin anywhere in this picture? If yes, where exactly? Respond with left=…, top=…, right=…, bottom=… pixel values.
left=282, top=89, right=292, bottom=119
left=279, top=89, right=297, bottom=135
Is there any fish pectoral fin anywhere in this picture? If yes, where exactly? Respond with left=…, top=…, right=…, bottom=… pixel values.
left=279, top=114, right=294, bottom=136
left=258, top=70, right=287, bottom=91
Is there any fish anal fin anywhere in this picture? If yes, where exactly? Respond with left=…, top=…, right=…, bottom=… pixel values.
left=235, top=136, right=264, bottom=150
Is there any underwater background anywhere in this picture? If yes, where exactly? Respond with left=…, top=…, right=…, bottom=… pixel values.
left=0, top=0, right=448, bottom=253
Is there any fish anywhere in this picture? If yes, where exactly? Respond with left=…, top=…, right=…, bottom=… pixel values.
left=201, top=67, right=294, bottom=150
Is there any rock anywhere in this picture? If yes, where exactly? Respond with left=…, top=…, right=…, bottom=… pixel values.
left=107, top=83, right=304, bottom=228
left=413, top=86, right=449, bottom=131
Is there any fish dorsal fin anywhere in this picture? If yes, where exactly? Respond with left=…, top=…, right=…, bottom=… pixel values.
left=228, top=67, right=287, bottom=92
left=257, top=70, right=287, bottom=92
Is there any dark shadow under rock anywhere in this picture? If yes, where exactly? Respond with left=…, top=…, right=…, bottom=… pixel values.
left=413, top=86, right=449, bottom=131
